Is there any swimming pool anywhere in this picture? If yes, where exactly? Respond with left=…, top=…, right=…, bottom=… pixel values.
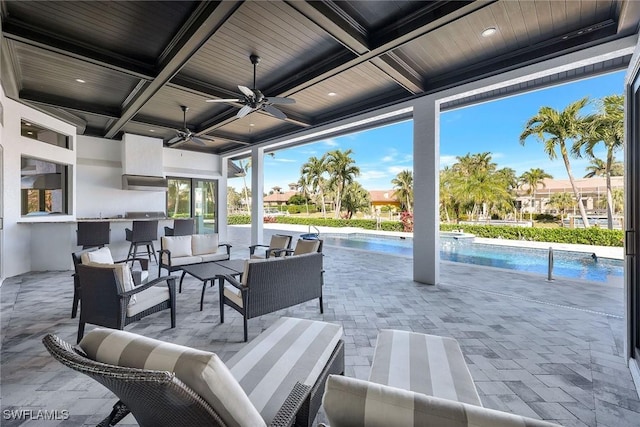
left=321, top=233, right=623, bottom=283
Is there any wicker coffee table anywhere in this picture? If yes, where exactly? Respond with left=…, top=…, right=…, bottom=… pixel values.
left=180, top=259, right=246, bottom=311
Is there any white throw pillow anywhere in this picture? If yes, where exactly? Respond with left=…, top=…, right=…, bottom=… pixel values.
left=192, top=234, right=219, bottom=256
left=79, top=328, right=266, bottom=427
left=161, top=235, right=192, bottom=258
left=80, top=246, right=114, bottom=265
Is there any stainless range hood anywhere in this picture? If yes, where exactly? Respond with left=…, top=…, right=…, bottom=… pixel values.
left=122, top=174, right=168, bottom=191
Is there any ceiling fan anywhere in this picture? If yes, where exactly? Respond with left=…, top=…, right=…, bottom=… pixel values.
left=166, top=105, right=215, bottom=147
left=206, top=54, right=295, bottom=120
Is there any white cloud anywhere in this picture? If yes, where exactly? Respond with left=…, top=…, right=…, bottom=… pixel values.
left=439, top=155, right=458, bottom=168
left=381, top=155, right=395, bottom=162
left=323, top=138, right=339, bottom=147
left=388, top=166, right=411, bottom=175
left=272, top=158, right=296, bottom=163
left=359, top=170, right=389, bottom=181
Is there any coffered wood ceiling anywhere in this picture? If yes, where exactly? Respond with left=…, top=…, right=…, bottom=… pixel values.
left=2, top=1, right=639, bottom=154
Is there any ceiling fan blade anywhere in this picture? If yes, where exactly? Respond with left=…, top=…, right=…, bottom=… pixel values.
left=262, top=104, right=287, bottom=120
left=265, top=96, right=295, bottom=105
left=167, top=135, right=185, bottom=145
left=238, top=85, right=255, bottom=98
left=236, top=104, right=253, bottom=118
left=198, top=134, right=216, bottom=141
left=206, top=98, right=242, bottom=103
left=190, top=137, right=208, bottom=146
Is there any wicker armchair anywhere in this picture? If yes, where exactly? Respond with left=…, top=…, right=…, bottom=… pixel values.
left=220, top=252, right=324, bottom=341
left=71, top=247, right=149, bottom=319
left=75, top=263, right=176, bottom=343
left=249, top=233, right=292, bottom=259
left=42, top=333, right=329, bottom=427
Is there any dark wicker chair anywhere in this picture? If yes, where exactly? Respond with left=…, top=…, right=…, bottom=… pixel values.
left=71, top=248, right=149, bottom=319
left=220, top=252, right=324, bottom=342
left=42, top=333, right=343, bottom=427
left=164, top=218, right=195, bottom=236
left=75, top=264, right=176, bottom=343
left=125, top=220, right=158, bottom=264
left=76, top=221, right=110, bottom=249
left=249, top=233, right=292, bottom=259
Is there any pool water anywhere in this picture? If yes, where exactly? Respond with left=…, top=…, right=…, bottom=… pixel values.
left=321, top=234, right=623, bottom=283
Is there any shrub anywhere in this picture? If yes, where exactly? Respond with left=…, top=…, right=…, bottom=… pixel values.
left=228, top=214, right=251, bottom=225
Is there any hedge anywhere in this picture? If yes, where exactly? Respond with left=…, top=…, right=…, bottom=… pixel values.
left=440, top=223, right=623, bottom=247
left=226, top=215, right=624, bottom=247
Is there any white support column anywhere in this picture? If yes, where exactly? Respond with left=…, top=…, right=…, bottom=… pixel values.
left=413, top=95, right=439, bottom=285
left=250, top=146, right=264, bottom=245
left=218, top=158, right=228, bottom=242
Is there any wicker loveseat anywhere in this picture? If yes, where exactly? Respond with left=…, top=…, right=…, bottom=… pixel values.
left=43, top=317, right=344, bottom=427
left=220, top=252, right=324, bottom=341
left=158, top=234, right=231, bottom=290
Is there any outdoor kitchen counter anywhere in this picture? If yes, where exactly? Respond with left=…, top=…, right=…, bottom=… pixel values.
left=23, top=218, right=172, bottom=271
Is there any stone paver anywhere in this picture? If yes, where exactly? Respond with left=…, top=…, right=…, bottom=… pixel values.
left=1, top=225, right=638, bottom=426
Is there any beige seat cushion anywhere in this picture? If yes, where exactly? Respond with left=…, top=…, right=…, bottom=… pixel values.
left=168, top=255, right=204, bottom=266
left=80, top=246, right=114, bottom=265
left=223, top=284, right=243, bottom=307
left=126, top=285, right=169, bottom=317
left=79, top=328, right=266, bottom=427
left=200, top=252, right=229, bottom=262
left=269, top=235, right=290, bottom=250
left=192, top=234, right=218, bottom=255
left=227, top=317, right=343, bottom=425
left=161, top=235, right=192, bottom=264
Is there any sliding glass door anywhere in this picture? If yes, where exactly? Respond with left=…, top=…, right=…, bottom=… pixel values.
left=194, top=179, right=217, bottom=234
left=626, top=47, right=640, bottom=391
left=167, top=178, right=217, bottom=234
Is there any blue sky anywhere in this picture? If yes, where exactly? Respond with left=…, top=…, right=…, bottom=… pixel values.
left=230, top=70, right=625, bottom=192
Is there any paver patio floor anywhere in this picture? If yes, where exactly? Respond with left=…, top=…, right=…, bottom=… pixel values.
left=1, top=226, right=637, bottom=426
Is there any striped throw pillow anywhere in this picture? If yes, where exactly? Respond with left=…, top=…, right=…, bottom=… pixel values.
left=79, top=328, right=266, bottom=427
left=323, top=375, right=562, bottom=427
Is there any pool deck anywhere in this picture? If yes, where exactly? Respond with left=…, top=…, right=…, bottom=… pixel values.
left=1, top=224, right=637, bottom=426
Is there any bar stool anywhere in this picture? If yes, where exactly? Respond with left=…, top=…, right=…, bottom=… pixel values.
left=76, top=221, right=110, bottom=249
left=125, top=220, right=158, bottom=264
left=164, top=218, right=195, bottom=236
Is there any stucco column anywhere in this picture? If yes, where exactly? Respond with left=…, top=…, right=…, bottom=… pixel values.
left=251, top=146, right=264, bottom=245
left=413, top=95, right=440, bottom=285
left=218, top=157, right=228, bottom=242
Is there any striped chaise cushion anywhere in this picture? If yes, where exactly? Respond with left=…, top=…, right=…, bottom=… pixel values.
left=369, top=329, right=481, bottom=406
left=226, top=317, right=343, bottom=424
left=79, top=328, right=266, bottom=427
left=323, top=375, right=562, bottom=427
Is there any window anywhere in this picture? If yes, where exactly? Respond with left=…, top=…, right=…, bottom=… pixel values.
left=21, top=157, right=69, bottom=215
left=167, top=178, right=217, bottom=233
left=21, top=119, right=70, bottom=149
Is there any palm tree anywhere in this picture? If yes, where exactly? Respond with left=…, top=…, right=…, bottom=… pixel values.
left=342, top=181, right=370, bottom=219
left=325, top=149, right=360, bottom=218
left=439, top=167, right=455, bottom=222
left=520, top=97, right=592, bottom=228
left=577, top=94, right=624, bottom=229
left=518, top=168, right=553, bottom=221
left=296, top=175, right=310, bottom=215
left=391, top=169, right=413, bottom=212
left=238, top=158, right=252, bottom=214
left=301, top=155, right=328, bottom=218
left=548, top=192, right=574, bottom=225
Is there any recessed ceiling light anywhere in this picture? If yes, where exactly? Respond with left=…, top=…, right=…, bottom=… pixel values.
left=249, top=123, right=255, bottom=127
left=25, top=122, right=31, bottom=126
left=327, top=92, right=337, bottom=97
left=27, top=131, right=33, bottom=135
left=149, top=129, right=155, bottom=132
left=75, top=79, right=86, bottom=83
left=481, top=27, right=497, bottom=37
